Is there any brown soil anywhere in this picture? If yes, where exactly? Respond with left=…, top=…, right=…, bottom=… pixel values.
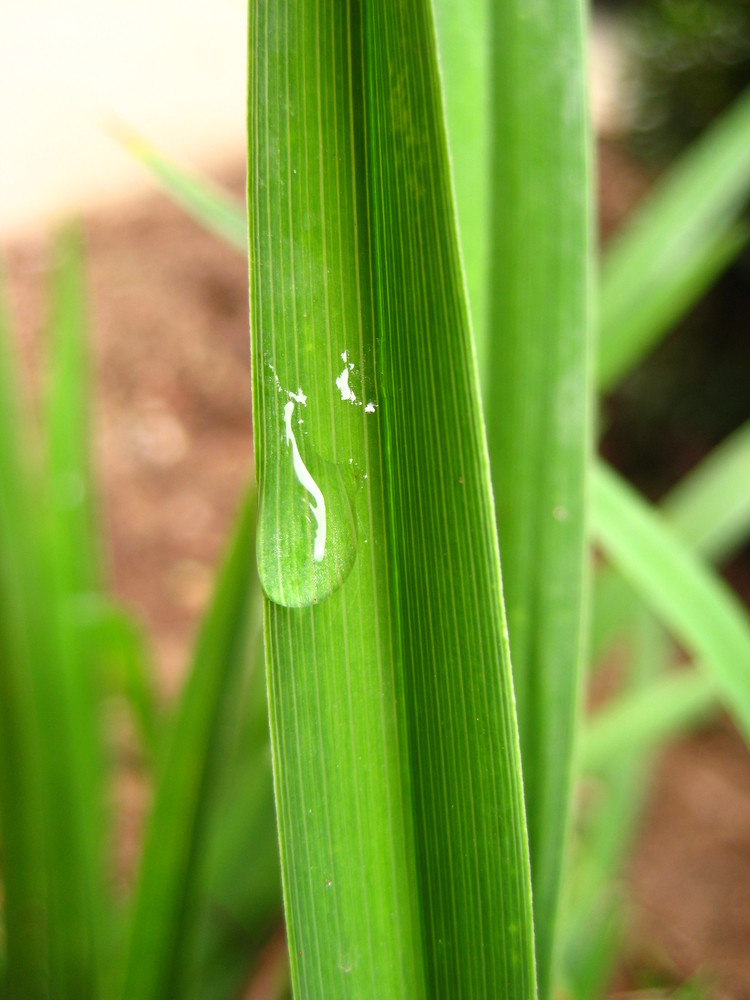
left=5, top=151, right=750, bottom=999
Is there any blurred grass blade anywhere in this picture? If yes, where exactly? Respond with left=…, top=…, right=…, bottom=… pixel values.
left=664, top=418, right=750, bottom=563
left=113, top=124, right=247, bottom=253
left=43, top=229, right=109, bottom=998
left=599, top=86, right=750, bottom=389
left=562, top=610, right=665, bottom=1000
left=592, top=463, right=750, bottom=738
left=187, top=639, right=282, bottom=1000
left=0, top=271, right=49, bottom=999
left=249, top=2, right=535, bottom=996
left=76, top=599, right=160, bottom=761
left=122, top=484, right=263, bottom=1000
left=600, top=219, right=747, bottom=390
left=580, top=669, right=718, bottom=772
left=593, top=418, right=750, bottom=660
left=484, top=1, right=592, bottom=993
left=47, top=227, right=100, bottom=595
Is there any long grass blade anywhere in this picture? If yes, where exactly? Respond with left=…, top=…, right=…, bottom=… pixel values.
left=562, top=610, right=666, bottom=1000
left=113, top=125, right=247, bottom=253
left=248, top=1, right=535, bottom=995
left=580, top=669, right=718, bottom=771
left=122, top=485, right=263, bottom=1000
left=599, top=86, right=750, bottom=389
left=592, top=463, right=750, bottom=739
left=432, top=0, right=489, bottom=370
left=0, top=269, right=50, bottom=1000
left=483, top=2, right=592, bottom=993
left=593, top=417, right=750, bottom=660
left=38, top=229, right=110, bottom=999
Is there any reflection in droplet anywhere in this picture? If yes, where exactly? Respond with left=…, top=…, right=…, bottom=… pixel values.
left=284, top=400, right=325, bottom=562
left=257, top=395, right=358, bottom=609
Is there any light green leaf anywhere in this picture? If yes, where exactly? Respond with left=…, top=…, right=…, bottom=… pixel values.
left=432, top=0, right=489, bottom=372
left=664, top=418, right=750, bottom=564
left=112, top=124, right=247, bottom=253
left=248, top=2, right=535, bottom=996
left=483, top=2, right=592, bottom=995
left=592, top=417, right=750, bottom=660
left=592, top=463, right=750, bottom=739
left=562, top=609, right=665, bottom=1000
left=599, top=86, right=750, bottom=389
left=580, top=669, right=718, bottom=772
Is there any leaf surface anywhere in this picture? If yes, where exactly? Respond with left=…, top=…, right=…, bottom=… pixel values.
left=248, top=1, right=535, bottom=996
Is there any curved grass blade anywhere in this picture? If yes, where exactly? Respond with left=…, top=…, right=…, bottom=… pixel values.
left=599, top=86, right=750, bottom=390
left=483, top=2, right=592, bottom=993
left=592, top=463, right=750, bottom=739
left=248, top=1, right=535, bottom=995
left=122, top=485, right=263, bottom=1000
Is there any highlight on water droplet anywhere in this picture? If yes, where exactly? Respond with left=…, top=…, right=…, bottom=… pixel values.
left=257, top=393, right=358, bottom=609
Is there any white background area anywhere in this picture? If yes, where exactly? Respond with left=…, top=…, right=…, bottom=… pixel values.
left=1, top=0, right=248, bottom=240
left=1, top=4, right=622, bottom=241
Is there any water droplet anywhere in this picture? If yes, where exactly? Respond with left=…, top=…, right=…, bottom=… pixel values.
left=257, top=397, right=357, bottom=608
left=553, top=505, right=569, bottom=522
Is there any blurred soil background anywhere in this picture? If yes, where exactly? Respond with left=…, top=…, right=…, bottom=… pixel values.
left=2, top=1, right=750, bottom=996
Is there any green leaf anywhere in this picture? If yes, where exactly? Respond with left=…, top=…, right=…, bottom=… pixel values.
left=187, top=644, right=282, bottom=1000
left=664, top=418, right=750, bottom=564
left=248, top=2, right=535, bottom=996
left=77, top=599, right=160, bottom=762
left=592, top=417, right=750, bottom=661
left=0, top=265, right=50, bottom=1000
left=43, top=228, right=109, bottom=998
left=483, top=2, right=592, bottom=994
left=112, top=123, right=247, bottom=253
left=599, top=86, right=750, bottom=390
left=122, top=484, right=263, bottom=1000
left=592, top=463, right=750, bottom=740
left=580, top=669, right=718, bottom=772
left=432, top=0, right=489, bottom=372
left=562, top=610, right=665, bottom=1000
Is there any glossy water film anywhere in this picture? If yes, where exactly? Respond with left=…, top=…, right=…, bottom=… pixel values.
left=257, top=383, right=358, bottom=609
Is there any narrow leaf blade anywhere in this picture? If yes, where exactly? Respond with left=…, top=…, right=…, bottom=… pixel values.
left=122, top=486, right=263, bottom=1000
left=592, top=463, right=750, bottom=739
left=484, top=2, right=593, bottom=993
left=599, top=87, right=750, bottom=389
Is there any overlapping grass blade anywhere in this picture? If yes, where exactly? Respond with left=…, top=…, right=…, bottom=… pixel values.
left=0, top=270, right=49, bottom=999
left=122, top=484, right=264, bottom=1000
left=592, top=463, right=750, bottom=738
left=248, top=1, right=535, bottom=995
left=599, top=86, right=750, bottom=389
left=481, top=2, right=592, bottom=993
